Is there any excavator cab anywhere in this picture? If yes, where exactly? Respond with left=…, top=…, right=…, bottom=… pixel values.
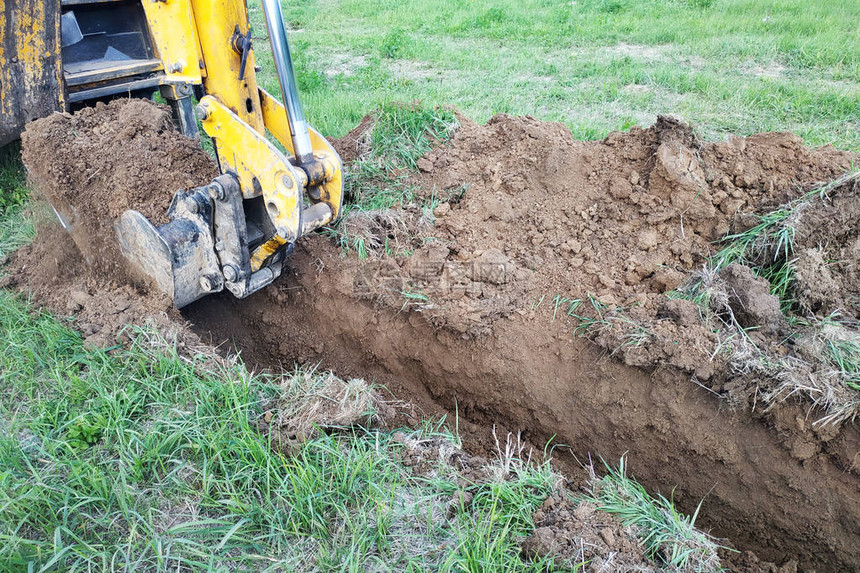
left=1, top=0, right=343, bottom=307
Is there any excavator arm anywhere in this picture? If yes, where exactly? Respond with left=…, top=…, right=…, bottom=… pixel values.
left=2, top=0, right=343, bottom=307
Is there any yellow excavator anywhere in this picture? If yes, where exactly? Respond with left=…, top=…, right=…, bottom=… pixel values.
left=1, top=0, right=342, bottom=307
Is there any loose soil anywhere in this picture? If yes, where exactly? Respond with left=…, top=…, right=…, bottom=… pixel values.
left=7, top=99, right=860, bottom=571
left=792, top=176, right=860, bottom=319
left=522, top=493, right=658, bottom=572
left=19, top=99, right=218, bottom=283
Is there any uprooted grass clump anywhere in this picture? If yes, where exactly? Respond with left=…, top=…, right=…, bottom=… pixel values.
left=823, top=324, right=860, bottom=392
left=669, top=171, right=860, bottom=423
left=587, top=458, right=723, bottom=573
left=257, top=366, right=383, bottom=453
left=667, top=267, right=860, bottom=424
left=707, top=170, right=860, bottom=312
left=328, top=205, right=433, bottom=259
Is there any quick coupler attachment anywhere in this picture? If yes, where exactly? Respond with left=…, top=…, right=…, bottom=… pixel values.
left=114, top=174, right=282, bottom=308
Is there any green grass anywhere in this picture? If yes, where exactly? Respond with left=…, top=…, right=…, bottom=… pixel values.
left=369, top=102, right=457, bottom=172
left=0, top=142, right=28, bottom=215
left=588, top=458, right=723, bottom=572
left=0, top=141, right=34, bottom=260
left=344, top=101, right=457, bottom=210
left=246, top=0, right=859, bottom=151
left=0, top=291, right=571, bottom=572
left=0, top=206, right=34, bottom=261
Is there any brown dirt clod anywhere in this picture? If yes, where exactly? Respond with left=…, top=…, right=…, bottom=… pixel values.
left=720, top=263, right=786, bottom=334
left=522, top=493, right=657, bottom=572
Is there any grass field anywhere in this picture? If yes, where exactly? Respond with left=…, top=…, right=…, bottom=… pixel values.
left=1, top=0, right=859, bottom=570
left=0, top=298, right=562, bottom=570
left=250, top=0, right=860, bottom=149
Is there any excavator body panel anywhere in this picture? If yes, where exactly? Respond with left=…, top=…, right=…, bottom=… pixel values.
left=0, top=1, right=64, bottom=147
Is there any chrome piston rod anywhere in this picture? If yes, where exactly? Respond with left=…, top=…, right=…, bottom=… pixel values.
left=259, top=0, right=314, bottom=164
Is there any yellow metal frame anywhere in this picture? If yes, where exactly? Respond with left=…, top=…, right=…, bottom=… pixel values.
left=1, top=1, right=65, bottom=144
left=188, top=0, right=264, bottom=131
left=198, top=96, right=302, bottom=229
left=142, top=0, right=343, bottom=267
left=259, top=88, right=344, bottom=220
left=141, top=0, right=204, bottom=83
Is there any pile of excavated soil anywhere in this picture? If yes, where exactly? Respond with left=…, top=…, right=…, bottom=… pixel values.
left=19, top=99, right=218, bottom=282
left=6, top=100, right=860, bottom=571
left=8, top=99, right=218, bottom=346
left=349, top=115, right=854, bottom=338
left=21, top=99, right=216, bottom=226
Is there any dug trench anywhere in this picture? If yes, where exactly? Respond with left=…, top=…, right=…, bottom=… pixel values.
left=11, top=99, right=860, bottom=571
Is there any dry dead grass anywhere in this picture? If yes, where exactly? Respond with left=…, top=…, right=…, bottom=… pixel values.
left=336, top=207, right=428, bottom=259
left=259, top=367, right=383, bottom=453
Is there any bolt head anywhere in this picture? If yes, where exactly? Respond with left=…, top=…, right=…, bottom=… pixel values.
left=195, top=104, right=209, bottom=121
left=199, top=275, right=214, bottom=292
left=223, top=264, right=238, bottom=282
left=208, top=182, right=226, bottom=201
left=281, top=175, right=294, bottom=189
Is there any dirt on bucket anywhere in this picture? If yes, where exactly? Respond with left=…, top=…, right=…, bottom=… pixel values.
left=7, top=99, right=218, bottom=347
left=7, top=98, right=860, bottom=571
left=18, top=99, right=218, bottom=285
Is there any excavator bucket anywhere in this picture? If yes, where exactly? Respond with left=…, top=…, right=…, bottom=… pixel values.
left=114, top=174, right=286, bottom=308
left=115, top=209, right=224, bottom=309
left=115, top=211, right=184, bottom=303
